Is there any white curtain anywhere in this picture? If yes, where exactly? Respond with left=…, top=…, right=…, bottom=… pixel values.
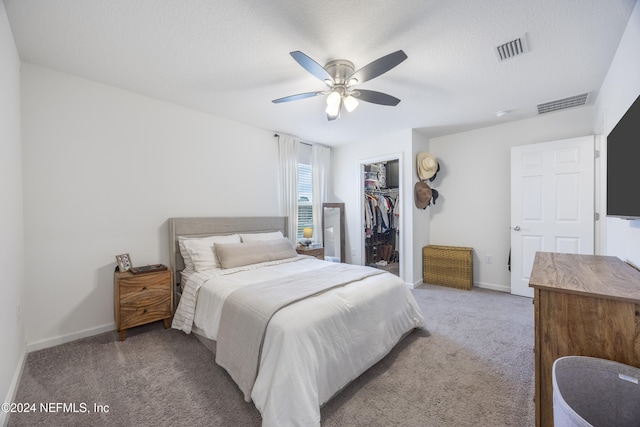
left=277, top=135, right=299, bottom=245
left=312, top=144, right=331, bottom=244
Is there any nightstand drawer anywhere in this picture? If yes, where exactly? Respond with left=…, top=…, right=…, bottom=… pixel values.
left=119, top=278, right=171, bottom=307
left=120, top=298, right=172, bottom=330
left=296, top=246, right=325, bottom=260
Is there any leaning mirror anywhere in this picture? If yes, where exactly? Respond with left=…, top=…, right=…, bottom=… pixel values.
left=322, top=203, right=345, bottom=263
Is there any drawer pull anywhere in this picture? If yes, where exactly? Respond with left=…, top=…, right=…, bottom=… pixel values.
left=143, top=309, right=148, bottom=313
left=142, top=286, right=147, bottom=290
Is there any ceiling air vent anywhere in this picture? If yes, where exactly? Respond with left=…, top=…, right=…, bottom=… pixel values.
left=495, top=35, right=529, bottom=61
left=537, top=93, right=590, bottom=114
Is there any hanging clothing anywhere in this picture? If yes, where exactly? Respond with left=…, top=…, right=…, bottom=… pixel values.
left=378, top=196, right=390, bottom=229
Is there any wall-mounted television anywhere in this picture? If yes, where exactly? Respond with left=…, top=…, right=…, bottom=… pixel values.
left=607, top=93, right=640, bottom=220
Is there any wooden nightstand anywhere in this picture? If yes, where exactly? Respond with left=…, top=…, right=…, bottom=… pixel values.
left=296, top=246, right=325, bottom=260
left=114, top=268, right=173, bottom=341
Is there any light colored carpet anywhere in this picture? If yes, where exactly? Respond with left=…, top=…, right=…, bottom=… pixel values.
left=8, top=284, right=534, bottom=427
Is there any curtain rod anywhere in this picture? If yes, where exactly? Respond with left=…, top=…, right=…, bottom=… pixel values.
left=273, top=133, right=312, bottom=146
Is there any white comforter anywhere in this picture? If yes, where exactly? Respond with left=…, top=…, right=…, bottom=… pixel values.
left=173, top=257, right=425, bottom=427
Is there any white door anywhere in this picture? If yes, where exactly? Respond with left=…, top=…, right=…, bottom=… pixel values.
left=510, top=136, right=594, bottom=297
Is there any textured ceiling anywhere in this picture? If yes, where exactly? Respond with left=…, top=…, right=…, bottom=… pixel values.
left=4, top=0, right=637, bottom=145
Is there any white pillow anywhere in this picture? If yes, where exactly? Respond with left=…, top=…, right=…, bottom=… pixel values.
left=178, top=236, right=196, bottom=270
left=215, top=238, right=297, bottom=269
left=179, top=234, right=241, bottom=272
left=239, top=231, right=284, bottom=242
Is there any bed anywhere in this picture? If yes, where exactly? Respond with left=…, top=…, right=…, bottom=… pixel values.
left=169, top=216, right=425, bottom=427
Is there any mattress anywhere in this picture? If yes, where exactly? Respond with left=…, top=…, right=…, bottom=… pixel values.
left=173, top=256, right=424, bottom=427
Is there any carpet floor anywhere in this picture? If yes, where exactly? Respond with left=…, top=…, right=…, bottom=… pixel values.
left=8, top=284, right=534, bottom=427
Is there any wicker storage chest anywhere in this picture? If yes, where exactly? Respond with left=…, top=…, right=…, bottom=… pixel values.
left=423, top=245, right=473, bottom=290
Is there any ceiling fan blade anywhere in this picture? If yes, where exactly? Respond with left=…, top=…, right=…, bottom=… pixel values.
left=348, top=50, right=408, bottom=85
left=355, top=89, right=401, bottom=106
left=327, top=113, right=339, bottom=121
left=272, top=91, right=322, bottom=103
left=290, top=51, right=333, bottom=83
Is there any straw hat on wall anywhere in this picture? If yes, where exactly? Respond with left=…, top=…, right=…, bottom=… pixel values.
left=417, top=152, right=439, bottom=180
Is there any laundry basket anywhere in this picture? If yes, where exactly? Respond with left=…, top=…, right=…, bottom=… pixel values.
left=552, top=356, right=640, bottom=427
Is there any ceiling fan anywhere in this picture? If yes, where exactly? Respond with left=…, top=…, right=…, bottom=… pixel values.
left=272, top=50, right=407, bottom=121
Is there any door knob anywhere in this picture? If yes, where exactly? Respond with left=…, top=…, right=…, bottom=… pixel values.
left=512, top=226, right=521, bottom=231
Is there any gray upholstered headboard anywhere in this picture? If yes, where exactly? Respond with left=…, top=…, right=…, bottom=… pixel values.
left=168, top=216, right=288, bottom=308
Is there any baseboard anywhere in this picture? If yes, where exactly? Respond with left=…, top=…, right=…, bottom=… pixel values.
left=1, top=347, right=27, bottom=427
left=412, top=279, right=511, bottom=293
left=26, top=322, right=116, bottom=353
left=407, top=280, right=421, bottom=289
left=475, top=281, right=511, bottom=293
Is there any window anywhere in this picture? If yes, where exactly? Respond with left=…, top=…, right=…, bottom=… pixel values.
left=297, top=163, right=313, bottom=239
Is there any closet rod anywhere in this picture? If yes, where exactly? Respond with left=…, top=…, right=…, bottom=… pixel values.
left=366, top=188, right=399, bottom=193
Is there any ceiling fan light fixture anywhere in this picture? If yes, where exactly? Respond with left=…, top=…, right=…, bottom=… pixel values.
left=343, top=95, right=359, bottom=112
left=326, top=90, right=341, bottom=106
left=326, top=91, right=342, bottom=117
left=326, top=105, right=341, bottom=120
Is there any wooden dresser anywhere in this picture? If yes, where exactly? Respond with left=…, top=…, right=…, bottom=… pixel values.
left=114, top=268, right=173, bottom=341
left=529, top=252, right=640, bottom=427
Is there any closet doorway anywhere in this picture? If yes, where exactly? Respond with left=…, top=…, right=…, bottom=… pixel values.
left=361, top=155, right=402, bottom=277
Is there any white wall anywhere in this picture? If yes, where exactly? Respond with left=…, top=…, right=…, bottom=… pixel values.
left=21, top=64, right=280, bottom=348
left=332, top=128, right=429, bottom=286
left=0, top=0, right=26, bottom=423
left=411, top=131, right=431, bottom=284
left=594, top=0, right=640, bottom=267
left=428, top=107, right=594, bottom=291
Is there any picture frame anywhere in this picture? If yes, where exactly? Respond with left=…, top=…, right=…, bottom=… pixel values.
left=115, top=253, right=133, bottom=272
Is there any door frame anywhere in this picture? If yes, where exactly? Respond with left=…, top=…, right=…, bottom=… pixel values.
left=595, top=134, right=606, bottom=255
left=359, top=152, right=403, bottom=281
